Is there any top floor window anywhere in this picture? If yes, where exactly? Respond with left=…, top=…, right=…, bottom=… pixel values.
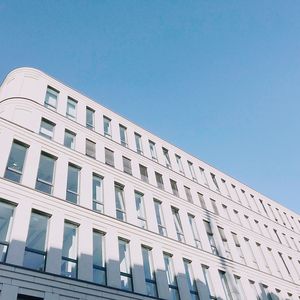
left=119, top=125, right=128, bottom=147
left=199, top=167, right=209, bottom=186
left=175, top=154, right=184, bottom=174
left=66, top=97, right=77, bottom=119
left=162, top=148, right=172, bottom=169
left=103, top=116, right=112, bottom=138
left=149, top=140, right=157, bottom=160
left=135, top=133, right=143, bottom=154
left=86, top=107, right=95, bottom=130
left=188, top=161, right=197, bottom=181
left=210, top=173, right=220, bottom=192
left=44, top=86, right=58, bottom=110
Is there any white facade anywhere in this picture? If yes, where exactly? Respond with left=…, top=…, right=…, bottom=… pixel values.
left=0, top=67, right=299, bottom=300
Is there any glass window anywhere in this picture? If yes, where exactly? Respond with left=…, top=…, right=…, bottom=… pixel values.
left=66, top=97, right=77, bottom=119
left=210, top=199, right=219, bottom=215
left=93, top=230, right=106, bottom=285
left=218, top=227, right=232, bottom=259
left=202, top=265, right=215, bottom=299
left=122, top=156, right=132, bottom=175
left=142, top=246, right=157, bottom=297
left=64, top=129, right=76, bottom=149
left=24, top=212, right=49, bottom=271
left=244, top=238, right=258, bottom=268
left=162, top=147, right=172, bottom=169
left=249, top=280, right=261, bottom=300
left=163, top=253, right=180, bottom=300
left=267, top=248, right=282, bottom=277
left=135, top=191, right=147, bottom=229
left=149, top=140, right=157, bottom=160
left=199, top=167, right=209, bottom=186
left=256, top=243, right=270, bottom=272
left=135, top=133, right=143, bottom=154
left=188, top=214, right=201, bottom=248
left=115, top=183, right=126, bottom=221
left=183, top=259, right=199, bottom=300
left=219, top=271, right=233, bottom=300
left=86, top=139, right=96, bottom=158
left=66, top=164, right=80, bottom=204
left=86, top=107, right=95, bottom=129
left=232, top=232, right=245, bottom=264
left=139, top=164, right=148, bottom=183
left=175, top=154, right=184, bottom=174
left=105, top=148, right=114, bottom=167
left=188, top=161, right=197, bottom=181
left=184, top=186, right=193, bottom=203
left=35, top=152, right=56, bottom=194
left=103, top=116, right=112, bottom=138
left=154, top=200, right=167, bottom=236
left=210, top=173, right=220, bottom=192
left=155, top=172, right=164, bottom=190
left=170, top=179, right=179, bottom=197
left=119, top=125, right=128, bottom=146
left=197, top=193, right=207, bottom=209
left=241, top=189, right=251, bottom=208
left=5, top=140, right=28, bottom=183
left=221, top=179, right=231, bottom=198
left=44, top=86, right=58, bottom=110
left=204, top=220, right=218, bottom=255
left=93, top=174, right=103, bottom=213
left=119, top=239, right=132, bottom=291
left=171, top=207, right=185, bottom=242
left=0, top=201, right=15, bottom=262
left=39, top=118, right=55, bottom=140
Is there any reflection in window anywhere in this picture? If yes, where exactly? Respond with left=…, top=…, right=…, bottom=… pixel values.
left=149, top=140, right=157, bottom=160
left=142, top=246, right=157, bottom=297
left=86, top=107, right=95, bottom=129
left=135, top=133, right=143, bottom=154
left=119, top=239, right=132, bottom=291
left=115, top=183, right=126, bottom=221
left=171, top=207, right=185, bottom=242
left=93, top=230, right=106, bottom=285
left=119, top=125, right=128, bottom=146
left=163, top=253, right=180, bottom=300
left=64, top=129, right=76, bottom=149
left=44, top=86, right=58, bottom=110
left=39, top=118, right=55, bottom=140
left=154, top=200, right=167, bottom=236
left=103, top=116, right=112, bottom=138
left=66, top=97, right=77, bottom=119
left=135, top=191, right=147, bottom=229
left=93, top=174, right=103, bottom=213
left=66, top=164, right=80, bottom=204
left=183, top=259, right=199, bottom=300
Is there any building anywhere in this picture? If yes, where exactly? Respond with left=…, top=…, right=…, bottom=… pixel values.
left=0, top=67, right=299, bottom=300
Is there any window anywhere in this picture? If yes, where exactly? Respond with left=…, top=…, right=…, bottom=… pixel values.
left=233, top=210, right=242, bottom=225
left=278, top=252, right=291, bottom=278
left=241, top=189, right=251, bottom=208
left=170, top=179, right=179, bottom=197
left=221, top=179, right=231, bottom=197
left=184, top=186, right=193, bottom=203
left=66, top=164, right=80, bottom=204
left=219, top=271, right=233, bottom=300
left=198, top=193, right=207, bottom=209
left=162, top=147, right=172, bottom=169
left=119, top=239, right=132, bottom=291
left=188, top=161, right=197, bottom=181
left=267, top=248, right=282, bottom=277
left=222, top=205, right=231, bottom=220
left=39, top=118, right=55, bottom=139
left=105, top=148, right=114, bottom=167
left=64, top=129, right=76, bottom=149
left=154, top=200, right=167, bottom=236
left=139, top=164, right=148, bottom=183
left=122, top=156, right=132, bottom=175
left=198, top=168, right=208, bottom=187
left=210, top=173, right=220, bottom=192
left=86, top=139, right=96, bottom=158
left=273, top=229, right=282, bottom=244
left=119, top=125, right=128, bottom=146
left=135, top=132, right=143, bottom=154
left=232, top=185, right=241, bottom=203
left=115, top=183, right=126, bottom=221
left=24, top=212, right=49, bottom=271
left=183, top=259, right=199, bottom=300
left=5, top=140, right=28, bottom=183
left=244, top=215, right=252, bottom=230
left=171, top=207, right=185, bottom=242
left=202, top=265, right=216, bottom=299
left=35, top=152, right=56, bottom=194
left=141, top=246, right=157, bottom=297
left=163, top=253, right=180, bottom=300
left=259, top=199, right=269, bottom=216
left=175, top=154, right=184, bottom=174
left=218, top=227, right=232, bottom=259
left=135, top=191, right=147, bottom=229
left=92, top=174, right=103, bottom=213
left=86, top=107, right=95, bottom=129
left=204, top=220, right=218, bottom=255
left=0, top=201, right=15, bottom=262
left=66, top=97, right=77, bottom=119
left=61, top=222, right=78, bottom=278
left=155, top=172, right=164, bottom=190
left=261, top=284, right=273, bottom=300
left=149, top=140, right=157, bottom=160
left=249, top=280, right=261, bottom=300
left=44, top=86, right=58, bottom=110
left=103, top=116, right=112, bottom=138
left=244, top=238, right=258, bottom=268
left=232, top=232, right=245, bottom=264
left=210, top=199, right=219, bottom=215
left=188, top=214, right=201, bottom=248
left=256, top=243, right=270, bottom=272
left=93, top=230, right=106, bottom=285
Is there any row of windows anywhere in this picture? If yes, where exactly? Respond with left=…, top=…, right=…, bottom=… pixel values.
left=43, top=86, right=295, bottom=232
left=0, top=200, right=296, bottom=300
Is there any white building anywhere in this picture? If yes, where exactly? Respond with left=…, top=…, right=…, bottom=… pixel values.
left=0, top=67, right=299, bottom=300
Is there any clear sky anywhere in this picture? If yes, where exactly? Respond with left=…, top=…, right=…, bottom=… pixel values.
left=1, top=1, right=300, bottom=213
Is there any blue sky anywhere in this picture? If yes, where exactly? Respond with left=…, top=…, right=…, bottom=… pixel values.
left=1, top=1, right=300, bottom=213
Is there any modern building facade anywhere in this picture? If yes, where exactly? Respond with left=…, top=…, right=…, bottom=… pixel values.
left=0, top=67, right=299, bottom=300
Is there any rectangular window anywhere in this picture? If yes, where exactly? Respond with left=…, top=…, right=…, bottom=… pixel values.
left=0, top=201, right=15, bottom=262
left=66, top=97, right=77, bottom=119
left=5, top=140, right=28, bottom=183
left=241, top=189, right=251, bottom=208
left=170, top=179, right=179, bottom=197
left=135, top=133, right=143, bottom=154
left=61, top=222, right=78, bottom=278
left=115, top=183, right=126, bottom=221
left=155, top=172, right=164, bottom=190
left=249, top=280, right=261, bottom=300
left=210, top=173, right=220, bottom=192
left=162, top=147, right=172, bottom=169
left=221, top=179, right=231, bottom=198
left=86, top=107, right=95, bottom=130
left=93, top=230, right=106, bottom=285
left=244, top=238, right=258, bottom=268
left=92, top=174, right=103, bottom=213
left=171, top=207, right=185, bottom=242
left=149, top=140, right=157, bottom=160
left=202, top=265, right=216, bottom=299
left=232, top=185, right=242, bottom=203
left=103, top=116, right=112, bottom=138
left=119, top=125, right=128, bottom=146
left=188, top=214, right=201, bottom=248
left=219, top=271, right=233, bottom=300
left=198, top=193, right=207, bottom=209
left=24, top=212, right=49, bottom=271
left=139, top=164, right=148, bottom=183
left=122, top=156, right=132, bottom=175
left=35, top=152, right=56, bottom=194
left=66, top=164, right=80, bottom=204
left=39, top=118, right=55, bottom=139
left=86, top=139, right=96, bottom=158
left=267, top=248, right=282, bottom=277
left=154, top=199, right=167, bottom=236
left=64, top=129, right=76, bottom=149
left=183, top=259, right=199, bottom=299
left=175, top=154, right=185, bottom=174
left=210, top=199, right=219, bottom=215
left=44, top=86, right=58, bottom=110
left=163, top=253, right=180, bottom=300
left=232, top=232, right=245, bottom=264
left=135, top=191, right=147, bottom=229
left=222, top=204, right=231, bottom=220
left=188, top=161, right=197, bottom=181
left=142, top=246, right=157, bottom=297
left=204, top=220, right=218, bottom=255
left=105, top=148, right=114, bottom=167
left=199, top=167, right=209, bottom=186
left=278, top=252, right=291, bottom=278
left=119, top=239, right=132, bottom=291
left=184, top=186, right=193, bottom=203
left=218, top=227, right=232, bottom=259
left=256, top=243, right=270, bottom=272
left=259, top=199, right=269, bottom=216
